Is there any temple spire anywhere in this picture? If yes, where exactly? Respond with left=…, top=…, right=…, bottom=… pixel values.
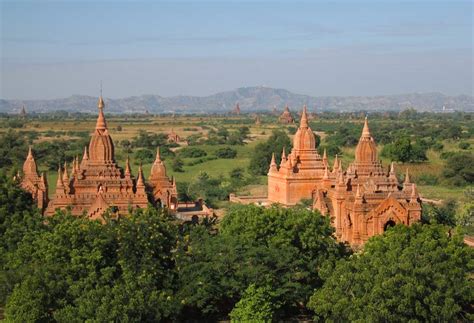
left=279, top=147, right=287, bottom=168
left=389, top=162, right=397, bottom=180
left=137, top=163, right=145, bottom=187
left=27, top=146, right=33, bottom=159
left=300, top=105, right=309, bottom=128
left=62, top=162, right=69, bottom=183
left=155, top=147, right=162, bottom=162
left=82, top=146, right=89, bottom=160
left=332, top=155, right=339, bottom=172
left=404, top=168, right=411, bottom=184
left=269, top=153, right=277, bottom=173
left=125, top=156, right=131, bottom=177
left=56, top=165, right=64, bottom=189
left=362, top=116, right=371, bottom=137
left=95, top=95, right=107, bottom=130
left=323, top=165, right=329, bottom=179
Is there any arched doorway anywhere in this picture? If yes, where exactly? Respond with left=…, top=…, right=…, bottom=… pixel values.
left=384, top=220, right=396, bottom=231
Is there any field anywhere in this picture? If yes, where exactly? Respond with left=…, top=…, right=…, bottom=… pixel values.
left=1, top=112, right=473, bottom=207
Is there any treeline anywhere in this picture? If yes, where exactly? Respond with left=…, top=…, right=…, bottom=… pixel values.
left=0, top=174, right=473, bottom=321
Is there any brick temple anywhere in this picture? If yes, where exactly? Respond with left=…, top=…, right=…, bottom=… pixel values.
left=233, top=106, right=422, bottom=245
left=19, top=96, right=211, bottom=220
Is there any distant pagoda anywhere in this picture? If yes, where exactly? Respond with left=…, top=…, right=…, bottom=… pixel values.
left=279, top=104, right=294, bottom=124
left=231, top=103, right=241, bottom=115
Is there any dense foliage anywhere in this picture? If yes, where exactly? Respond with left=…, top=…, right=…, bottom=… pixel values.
left=381, top=136, right=428, bottom=162
left=249, top=130, right=292, bottom=175
left=175, top=205, right=349, bottom=319
left=3, top=207, right=179, bottom=322
left=308, top=224, right=474, bottom=322
left=442, top=152, right=474, bottom=186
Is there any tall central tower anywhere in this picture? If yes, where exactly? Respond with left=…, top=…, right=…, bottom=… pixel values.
left=267, top=106, right=327, bottom=205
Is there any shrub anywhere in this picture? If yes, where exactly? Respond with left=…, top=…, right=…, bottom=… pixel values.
left=459, top=142, right=470, bottom=150
left=214, top=147, right=237, bottom=159
left=178, top=147, right=207, bottom=158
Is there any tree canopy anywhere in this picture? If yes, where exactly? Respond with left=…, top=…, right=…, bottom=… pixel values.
left=308, top=223, right=474, bottom=322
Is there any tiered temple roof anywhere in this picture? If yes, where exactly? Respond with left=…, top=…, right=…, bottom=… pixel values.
left=21, top=96, right=178, bottom=219
left=265, top=107, right=422, bottom=245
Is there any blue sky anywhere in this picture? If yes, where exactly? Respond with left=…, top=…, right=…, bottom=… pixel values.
left=1, top=0, right=472, bottom=99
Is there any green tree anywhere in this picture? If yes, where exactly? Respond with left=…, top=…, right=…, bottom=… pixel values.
left=229, top=284, right=278, bottom=322
left=172, top=156, right=184, bottom=172
left=215, top=147, right=237, bottom=159
left=308, top=224, right=474, bottom=322
left=0, top=173, right=45, bottom=305
left=381, top=137, right=428, bottom=162
left=176, top=205, right=348, bottom=319
left=5, top=207, right=180, bottom=321
left=248, top=130, right=292, bottom=175
left=442, top=152, right=474, bottom=186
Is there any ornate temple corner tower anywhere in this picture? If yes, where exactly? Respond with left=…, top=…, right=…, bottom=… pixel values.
left=268, top=106, right=328, bottom=205
left=148, top=147, right=178, bottom=210
left=19, top=147, right=48, bottom=212
left=312, top=117, right=422, bottom=246
left=279, top=104, right=294, bottom=124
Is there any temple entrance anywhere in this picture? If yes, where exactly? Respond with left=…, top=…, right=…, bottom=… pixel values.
left=384, top=220, right=396, bottom=231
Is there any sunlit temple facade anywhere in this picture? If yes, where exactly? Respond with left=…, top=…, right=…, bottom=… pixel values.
left=268, top=106, right=422, bottom=245
left=19, top=96, right=181, bottom=220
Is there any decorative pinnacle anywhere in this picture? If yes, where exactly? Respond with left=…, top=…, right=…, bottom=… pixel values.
left=270, top=152, right=277, bottom=167
left=404, top=168, right=411, bottom=184
left=300, top=105, right=309, bottom=128
left=82, top=146, right=89, bottom=160
left=137, top=163, right=145, bottom=186
left=125, top=156, right=131, bottom=176
left=333, top=154, right=339, bottom=172
left=323, top=165, right=329, bottom=179
left=155, top=147, right=161, bottom=162
left=362, top=116, right=371, bottom=137
left=27, top=146, right=33, bottom=159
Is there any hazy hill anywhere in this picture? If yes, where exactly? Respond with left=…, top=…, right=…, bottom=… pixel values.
left=1, top=87, right=473, bottom=114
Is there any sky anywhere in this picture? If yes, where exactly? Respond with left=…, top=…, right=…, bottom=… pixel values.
left=0, top=0, right=472, bottom=99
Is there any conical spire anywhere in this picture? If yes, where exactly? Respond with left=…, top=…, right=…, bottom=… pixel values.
left=300, top=105, right=309, bottom=128
left=323, top=165, right=329, bottom=179
left=269, top=153, right=277, bottom=173
left=137, top=163, right=145, bottom=187
left=62, top=162, right=69, bottom=183
left=279, top=147, right=287, bottom=167
left=270, top=152, right=276, bottom=165
left=125, top=156, right=131, bottom=177
left=322, top=148, right=328, bottom=165
left=56, top=165, right=64, bottom=189
left=82, top=146, right=89, bottom=160
left=27, top=146, right=33, bottom=159
left=155, top=147, right=162, bottom=162
left=40, top=172, right=48, bottom=188
left=362, top=116, right=371, bottom=137
left=389, top=162, right=397, bottom=180
left=404, top=168, right=411, bottom=184
left=332, top=155, right=339, bottom=172
left=95, top=96, right=107, bottom=130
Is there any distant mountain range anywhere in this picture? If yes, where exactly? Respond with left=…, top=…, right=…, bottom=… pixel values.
left=1, top=87, right=473, bottom=114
